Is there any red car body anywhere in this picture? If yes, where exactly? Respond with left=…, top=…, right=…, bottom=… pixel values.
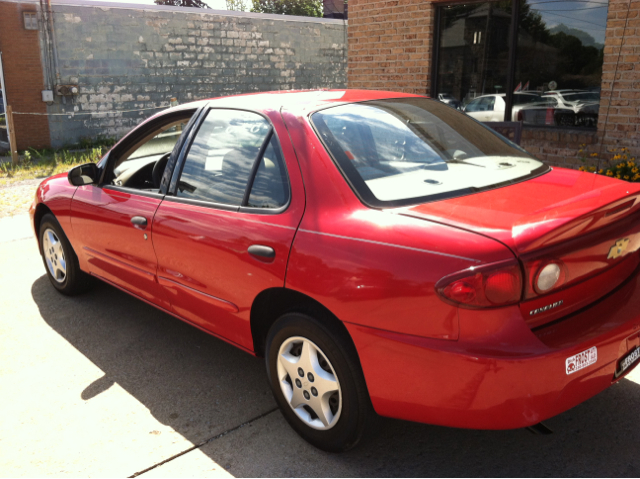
left=30, top=90, right=640, bottom=431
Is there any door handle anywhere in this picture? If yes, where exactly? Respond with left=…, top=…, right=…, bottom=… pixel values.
left=248, top=245, right=275, bottom=261
left=131, top=216, right=148, bottom=230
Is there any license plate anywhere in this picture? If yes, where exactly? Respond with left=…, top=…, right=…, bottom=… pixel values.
left=615, top=346, right=640, bottom=379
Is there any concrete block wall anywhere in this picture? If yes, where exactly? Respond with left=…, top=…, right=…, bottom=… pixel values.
left=45, top=1, right=347, bottom=147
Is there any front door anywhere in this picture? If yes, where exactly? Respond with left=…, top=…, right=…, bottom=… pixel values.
left=72, top=187, right=166, bottom=306
left=71, top=110, right=197, bottom=309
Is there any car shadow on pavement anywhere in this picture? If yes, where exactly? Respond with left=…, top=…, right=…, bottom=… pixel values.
left=32, top=275, right=640, bottom=477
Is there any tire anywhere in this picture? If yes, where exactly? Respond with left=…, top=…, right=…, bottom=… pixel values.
left=39, top=213, right=93, bottom=295
left=266, top=312, right=374, bottom=452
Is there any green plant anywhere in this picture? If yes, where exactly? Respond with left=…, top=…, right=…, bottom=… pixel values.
left=0, top=146, right=105, bottom=183
left=250, top=0, right=322, bottom=17
left=227, top=0, right=248, bottom=10
left=154, top=0, right=210, bottom=7
left=578, top=145, right=638, bottom=182
left=75, top=135, right=117, bottom=150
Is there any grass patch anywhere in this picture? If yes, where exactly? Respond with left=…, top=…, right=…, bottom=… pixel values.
left=0, top=146, right=106, bottom=186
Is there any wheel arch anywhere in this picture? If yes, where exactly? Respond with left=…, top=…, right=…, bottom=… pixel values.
left=33, top=203, right=53, bottom=250
left=250, top=287, right=357, bottom=359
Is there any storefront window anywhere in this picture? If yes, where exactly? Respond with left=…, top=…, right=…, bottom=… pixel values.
left=436, top=2, right=513, bottom=116
left=433, top=0, right=608, bottom=129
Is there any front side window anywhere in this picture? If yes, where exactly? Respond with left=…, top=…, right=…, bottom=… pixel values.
left=176, top=109, right=289, bottom=209
left=480, top=96, right=496, bottom=111
left=110, top=114, right=193, bottom=191
left=311, top=98, right=547, bottom=207
left=465, top=98, right=483, bottom=112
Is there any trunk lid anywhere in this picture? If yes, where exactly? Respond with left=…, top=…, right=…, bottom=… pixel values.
left=399, top=168, right=640, bottom=254
left=399, top=168, right=640, bottom=329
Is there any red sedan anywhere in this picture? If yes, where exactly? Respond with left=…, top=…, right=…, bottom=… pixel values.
left=30, top=90, right=640, bottom=452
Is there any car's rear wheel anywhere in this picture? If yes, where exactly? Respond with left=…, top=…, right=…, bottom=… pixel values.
left=266, top=312, right=373, bottom=452
left=39, top=213, right=93, bottom=295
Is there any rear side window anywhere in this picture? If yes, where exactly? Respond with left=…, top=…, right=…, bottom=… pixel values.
left=247, top=136, right=289, bottom=209
left=177, top=110, right=270, bottom=205
left=176, top=109, right=289, bottom=209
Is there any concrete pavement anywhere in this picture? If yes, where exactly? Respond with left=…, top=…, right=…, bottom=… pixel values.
left=1, top=214, right=640, bottom=477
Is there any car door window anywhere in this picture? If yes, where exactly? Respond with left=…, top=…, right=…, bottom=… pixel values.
left=176, top=109, right=276, bottom=206
left=480, top=97, right=495, bottom=111
left=465, top=99, right=481, bottom=112
left=247, top=136, right=289, bottom=209
left=109, top=112, right=195, bottom=191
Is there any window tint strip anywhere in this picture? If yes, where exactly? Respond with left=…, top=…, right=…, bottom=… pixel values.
left=242, top=128, right=273, bottom=207
left=162, top=106, right=205, bottom=195
left=246, top=135, right=290, bottom=210
left=168, top=107, right=209, bottom=195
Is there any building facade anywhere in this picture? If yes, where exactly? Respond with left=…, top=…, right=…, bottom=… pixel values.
left=348, top=0, right=639, bottom=168
left=0, top=0, right=347, bottom=149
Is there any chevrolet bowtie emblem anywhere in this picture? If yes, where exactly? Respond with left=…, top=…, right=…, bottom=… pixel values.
left=608, top=238, right=630, bottom=260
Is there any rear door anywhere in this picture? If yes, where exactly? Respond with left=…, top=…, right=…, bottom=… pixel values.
left=151, top=108, right=305, bottom=351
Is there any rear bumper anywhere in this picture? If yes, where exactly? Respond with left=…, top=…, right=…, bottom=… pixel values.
left=345, top=266, right=640, bottom=430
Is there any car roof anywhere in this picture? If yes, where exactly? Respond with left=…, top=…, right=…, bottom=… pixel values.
left=207, top=89, right=427, bottom=115
left=147, top=90, right=428, bottom=123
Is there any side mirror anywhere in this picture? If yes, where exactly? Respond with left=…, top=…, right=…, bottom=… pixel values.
left=68, top=163, right=99, bottom=186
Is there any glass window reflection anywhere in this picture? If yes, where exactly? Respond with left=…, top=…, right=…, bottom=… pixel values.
left=434, top=0, right=607, bottom=129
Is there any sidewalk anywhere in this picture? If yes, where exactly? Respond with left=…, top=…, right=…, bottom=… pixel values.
left=2, top=225, right=640, bottom=476
left=0, top=178, right=40, bottom=218
left=0, top=213, right=33, bottom=243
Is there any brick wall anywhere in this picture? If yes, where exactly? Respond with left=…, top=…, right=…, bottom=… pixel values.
left=43, top=3, right=347, bottom=147
left=598, top=0, right=640, bottom=161
left=520, top=128, right=600, bottom=169
left=529, top=0, right=640, bottom=169
left=348, top=0, right=435, bottom=94
left=0, top=2, right=51, bottom=150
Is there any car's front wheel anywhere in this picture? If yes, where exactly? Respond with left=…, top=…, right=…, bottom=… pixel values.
left=266, top=312, right=373, bottom=452
left=39, top=213, right=93, bottom=295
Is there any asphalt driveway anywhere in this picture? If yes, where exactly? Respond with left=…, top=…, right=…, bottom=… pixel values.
left=2, top=214, right=640, bottom=477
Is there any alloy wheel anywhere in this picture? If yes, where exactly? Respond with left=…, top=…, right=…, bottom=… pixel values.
left=42, top=228, right=66, bottom=283
left=277, top=336, right=342, bottom=430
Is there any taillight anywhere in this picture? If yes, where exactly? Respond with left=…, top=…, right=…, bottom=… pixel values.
left=533, top=260, right=566, bottom=294
left=517, top=110, right=523, bottom=121
left=436, top=260, right=523, bottom=308
left=523, top=258, right=568, bottom=299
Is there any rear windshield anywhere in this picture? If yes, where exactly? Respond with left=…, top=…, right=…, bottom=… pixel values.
left=310, top=97, right=548, bottom=208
